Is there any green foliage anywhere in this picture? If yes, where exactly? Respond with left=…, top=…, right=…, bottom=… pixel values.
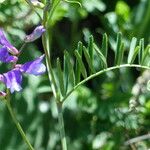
left=0, top=0, right=150, bottom=150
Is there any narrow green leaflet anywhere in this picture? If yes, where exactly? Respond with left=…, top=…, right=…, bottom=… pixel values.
left=88, top=35, right=94, bottom=61
left=83, top=46, right=96, bottom=74
left=74, top=50, right=87, bottom=78
left=77, top=41, right=83, bottom=55
left=130, top=46, right=140, bottom=64
left=94, top=43, right=107, bottom=69
left=141, top=45, right=150, bottom=65
left=63, top=0, right=82, bottom=7
left=64, top=52, right=69, bottom=94
left=138, top=38, right=144, bottom=64
left=116, top=42, right=124, bottom=65
left=114, top=32, right=122, bottom=65
left=101, top=33, right=108, bottom=58
left=75, top=41, right=83, bottom=84
left=128, top=37, right=137, bottom=64
left=56, top=58, right=65, bottom=96
left=64, top=51, right=75, bottom=86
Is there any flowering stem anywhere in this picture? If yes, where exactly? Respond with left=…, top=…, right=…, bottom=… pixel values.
left=41, top=1, right=68, bottom=150
left=19, top=42, right=26, bottom=54
left=42, top=34, right=68, bottom=149
left=4, top=95, right=34, bottom=150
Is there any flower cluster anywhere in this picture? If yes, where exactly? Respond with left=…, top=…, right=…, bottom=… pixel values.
left=0, top=26, right=46, bottom=96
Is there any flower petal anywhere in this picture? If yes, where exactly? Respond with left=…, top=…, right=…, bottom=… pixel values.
left=24, top=25, right=46, bottom=42
left=0, top=28, right=19, bottom=55
left=20, top=55, right=46, bottom=76
left=3, top=69, right=22, bottom=93
left=0, top=46, right=18, bottom=63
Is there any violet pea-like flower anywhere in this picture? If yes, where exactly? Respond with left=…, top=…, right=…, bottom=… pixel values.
left=0, top=55, right=46, bottom=93
left=2, top=69, right=22, bottom=93
left=0, top=28, right=19, bottom=55
left=24, top=25, right=46, bottom=43
left=0, top=46, right=18, bottom=63
left=20, top=54, right=46, bottom=75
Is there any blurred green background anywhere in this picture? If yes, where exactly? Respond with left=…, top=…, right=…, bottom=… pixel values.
left=0, top=0, right=150, bottom=149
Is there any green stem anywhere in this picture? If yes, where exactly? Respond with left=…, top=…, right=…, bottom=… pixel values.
left=47, top=0, right=61, bottom=25
left=42, top=33, right=68, bottom=149
left=62, top=64, right=150, bottom=102
left=41, top=1, right=67, bottom=150
left=57, top=102, right=67, bottom=150
left=42, top=1, right=59, bottom=99
left=4, top=98, right=34, bottom=150
left=18, top=42, right=27, bottom=57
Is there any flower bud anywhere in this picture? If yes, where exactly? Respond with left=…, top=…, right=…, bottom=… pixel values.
left=24, top=25, right=46, bottom=43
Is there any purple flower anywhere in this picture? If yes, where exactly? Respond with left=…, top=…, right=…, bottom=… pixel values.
left=2, top=69, right=22, bottom=93
left=24, top=25, right=46, bottom=42
left=0, top=46, right=18, bottom=63
left=20, top=55, right=46, bottom=75
left=0, top=55, right=46, bottom=93
left=0, top=28, right=19, bottom=55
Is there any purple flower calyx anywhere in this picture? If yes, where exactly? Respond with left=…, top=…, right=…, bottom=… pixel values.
left=24, top=25, right=46, bottom=43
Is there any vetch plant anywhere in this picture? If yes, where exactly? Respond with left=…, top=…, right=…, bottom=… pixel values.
left=0, top=26, right=46, bottom=150
left=0, top=0, right=150, bottom=150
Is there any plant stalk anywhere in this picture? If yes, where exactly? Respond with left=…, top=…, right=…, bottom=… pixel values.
left=5, top=97, right=34, bottom=150
left=41, top=1, right=68, bottom=150
left=57, top=102, right=67, bottom=150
